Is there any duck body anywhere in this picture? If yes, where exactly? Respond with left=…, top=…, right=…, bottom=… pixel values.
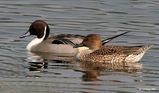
left=74, top=34, right=152, bottom=63
left=27, top=34, right=84, bottom=55
left=77, top=45, right=152, bottom=63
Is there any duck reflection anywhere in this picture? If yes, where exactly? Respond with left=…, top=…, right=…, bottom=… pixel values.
left=77, top=61, right=142, bottom=81
left=27, top=52, right=76, bottom=61
left=29, top=61, right=48, bottom=71
left=27, top=51, right=142, bottom=81
left=82, top=70, right=100, bottom=81
left=27, top=52, right=75, bottom=72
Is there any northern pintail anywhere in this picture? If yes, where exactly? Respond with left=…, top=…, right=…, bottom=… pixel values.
left=74, top=34, right=152, bottom=63
left=20, top=20, right=129, bottom=55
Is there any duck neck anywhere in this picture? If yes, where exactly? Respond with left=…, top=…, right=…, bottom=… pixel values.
left=43, top=25, right=50, bottom=40
left=76, top=47, right=93, bottom=59
left=27, top=26, right=47, bottom=51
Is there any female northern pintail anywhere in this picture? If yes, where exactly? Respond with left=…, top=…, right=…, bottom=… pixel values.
left=74, top=34, right=152, bottom=63
left=20, top=20, right=129, bottom=55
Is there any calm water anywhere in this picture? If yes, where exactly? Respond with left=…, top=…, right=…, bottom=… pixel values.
left=0, top=0, right=159, bottom=93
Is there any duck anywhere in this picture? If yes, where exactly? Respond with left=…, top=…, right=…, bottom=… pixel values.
left=20, top=20, right=129, bottom=55
left=73, top=34, right=152, bottom=63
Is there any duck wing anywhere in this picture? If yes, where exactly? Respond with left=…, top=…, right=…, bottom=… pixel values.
left=46, top=34, right=84, bottom=45
left=92, top=45, right=152, bottom=55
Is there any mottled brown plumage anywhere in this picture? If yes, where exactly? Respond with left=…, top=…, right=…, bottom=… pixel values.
left=79, top=45, right=152, bottom=63
left=75, top=34, right=152, bottom=63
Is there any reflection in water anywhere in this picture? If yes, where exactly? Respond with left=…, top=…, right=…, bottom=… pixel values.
left=27, top=52, right=76, bottom=72
left=27, top=52, right=76, bottom=62
left=27, top=51, right=142, bottom=81
left=81, top=70, right=100, bottom=81
left=77, top=61, right=142, bottom=82
left=29, top=61, right=48, bottom=71
left=79, top=61, right=142, bottom=72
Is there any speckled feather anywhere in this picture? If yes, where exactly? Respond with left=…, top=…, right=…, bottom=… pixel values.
left=79, top=45, right=152, bottom=63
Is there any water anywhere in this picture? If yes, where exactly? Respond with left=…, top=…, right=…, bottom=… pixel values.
left=0, top=0, right=159, bottom=93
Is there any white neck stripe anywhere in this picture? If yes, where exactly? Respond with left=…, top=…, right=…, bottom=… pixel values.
left=26, top=26, right=47, bottom=51
left=42, top=25, right=47, bottom=40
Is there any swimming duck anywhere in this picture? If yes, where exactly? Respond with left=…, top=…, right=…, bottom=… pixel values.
left=74, top=34, right=152, bottom=63
left=20, top=20, right=129, bottom=55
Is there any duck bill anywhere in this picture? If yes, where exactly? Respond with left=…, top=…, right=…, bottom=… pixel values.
left=73, top=43, right=84, bottom=48
left=19, top=31, right=30, bottom=38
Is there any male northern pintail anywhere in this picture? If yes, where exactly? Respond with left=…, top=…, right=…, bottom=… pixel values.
left=74, top=34, right=152, bottom=63
left=20, top=20, right=129, bottom=55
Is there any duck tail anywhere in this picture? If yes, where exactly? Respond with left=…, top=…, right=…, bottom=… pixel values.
left=125, top=44, right=152, bottom=63
left=140, top=44, right=153, bottom=53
